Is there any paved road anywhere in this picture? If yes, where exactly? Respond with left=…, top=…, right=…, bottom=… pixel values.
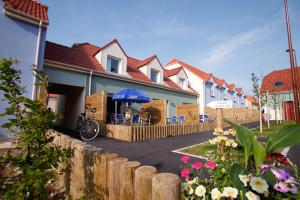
left=87, top=122, right=260, bottom=174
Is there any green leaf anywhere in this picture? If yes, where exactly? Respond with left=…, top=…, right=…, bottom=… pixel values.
left=266, top=124, right=300, bottom=152
left=230, top=163, right=245, bottom=190
left=252, top=137, right=266, bottom=175
left=261, top=171, right=276, bottom=185
left=232, top=123, right=253, bottom=169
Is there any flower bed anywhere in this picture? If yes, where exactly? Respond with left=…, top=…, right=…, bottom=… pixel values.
left=180, top=124, right=300, bottom=199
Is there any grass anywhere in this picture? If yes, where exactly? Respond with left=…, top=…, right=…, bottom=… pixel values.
left=252, top=121, right=296, bottom=137
left=182, top=142, right=216, bottom=158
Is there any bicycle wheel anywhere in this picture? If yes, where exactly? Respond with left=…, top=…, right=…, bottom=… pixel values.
left=80, top=119, right=100, bottom=141
left=75, top=117, right=84, bottom=133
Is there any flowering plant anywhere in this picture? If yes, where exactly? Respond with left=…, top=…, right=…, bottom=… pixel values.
left=181, top=124, right=300, bottom=199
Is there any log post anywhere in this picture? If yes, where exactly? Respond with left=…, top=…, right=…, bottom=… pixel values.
left=120, top=161, right=141, bottom=200
left=216, top=108, right=223, bottom=129
left=152, top=173, right=181, bottom=200
left=100, top=153, right=118, bottom=200
left=134, top=166, right=157, bottom=200
left=108, top=157, right=128, bottom=200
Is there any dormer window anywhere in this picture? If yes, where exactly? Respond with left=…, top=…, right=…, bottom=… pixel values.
left=107, top=56, right=121, bottom=73
left=210, top=87, right=215, bottom=97
left=150, top=68, right=160, bottom=83
left=178, top=78, right=186, bottom=89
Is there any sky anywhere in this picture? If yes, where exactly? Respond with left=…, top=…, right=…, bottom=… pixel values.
left=42, top=0, right=300, bottom=95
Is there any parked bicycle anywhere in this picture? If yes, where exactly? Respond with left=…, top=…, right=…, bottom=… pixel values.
left=76, top=104, right=100, bottom=141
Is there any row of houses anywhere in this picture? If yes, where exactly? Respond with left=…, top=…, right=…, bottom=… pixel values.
left=0, top=0, right=252, bottom=132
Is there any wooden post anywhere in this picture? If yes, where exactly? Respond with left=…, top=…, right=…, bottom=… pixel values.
left=100, top=153, right=118, bottom=200
left=152, top=173, right=181, bottom=200
left=216, top=108, right=223, bottom=129
left=108, top=157, right=128, bottom=200
left=134, top=166, right=157, bottom=200
left=120, top=161, right=141, bottom=200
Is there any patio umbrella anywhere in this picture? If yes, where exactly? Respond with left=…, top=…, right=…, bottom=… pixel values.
left=112, top=88, right=150, bottom=103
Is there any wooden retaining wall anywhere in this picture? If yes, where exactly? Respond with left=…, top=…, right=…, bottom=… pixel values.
left=141, top=99, right=167, bottom=125
left=176, top=104, right=199, bottom=124
left=51, top=131, right=181, bottom=199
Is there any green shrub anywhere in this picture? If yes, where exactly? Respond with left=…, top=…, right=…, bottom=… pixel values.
left=0, top=58, right=72, bottom=200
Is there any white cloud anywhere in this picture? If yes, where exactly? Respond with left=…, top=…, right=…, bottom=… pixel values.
left=201, top=29, right=261, bottom=67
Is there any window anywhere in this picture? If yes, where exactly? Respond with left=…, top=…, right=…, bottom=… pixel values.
left=221, top=91, right=225, bottom=100
left=178, top=78, right=186, bottom=89
left=150, top=69, right=160, bottom=83
left=274, top=81, right=284, bottom=87
left=233, top=95, right=237, bottom=102
left=107, top=56, right=120, bottom=73
left=210, top=87, right=215, bottom=97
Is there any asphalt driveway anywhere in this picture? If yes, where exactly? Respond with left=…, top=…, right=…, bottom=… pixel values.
left=87, top=122, right=261, bottom=174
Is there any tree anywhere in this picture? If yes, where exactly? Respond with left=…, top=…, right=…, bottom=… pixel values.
left=0, top=58, right=72, bottom=199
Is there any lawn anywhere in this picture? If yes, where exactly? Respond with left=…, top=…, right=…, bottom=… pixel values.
left=252, top=121, right=295, bottom=136
left=182, top=142, right=216, bottom=159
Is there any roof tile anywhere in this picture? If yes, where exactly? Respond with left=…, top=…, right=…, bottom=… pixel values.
left=4, top=0, right=48, bottom=21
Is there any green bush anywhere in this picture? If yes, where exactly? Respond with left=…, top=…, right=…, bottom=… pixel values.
left=0, top=59, right=72, bottom=200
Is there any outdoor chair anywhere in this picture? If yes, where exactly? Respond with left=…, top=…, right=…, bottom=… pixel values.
left=178, top=115, right=185, bottom=124
left=142, top=114, right=151, bottom=126
left=115, top=114, right=126, bottom=124
left=131, top=114, right=140, bottom=125
left=199, top=114, right=209, bottom=123
left=168, top=115, right=177, bottom=124
left=207, top=114, right=215, bottom=122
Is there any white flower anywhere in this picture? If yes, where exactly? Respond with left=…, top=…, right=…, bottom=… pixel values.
left=211, top=188, right=222, bottom=200
left=209, top=138, right=217, bottom=145
left=239, top=174, right=250, bottom=186
left=245, top=191, right=261, bottom=200
left=223, top=130, right=229, bottom=135
left=222, top=187, right=238, bottom=198
left=188, top=177, right=199, bottom=185
left=231, top=141, right=238, bottom=148
left=195, top=185, right=206, bottom=197
left=249, top=177, right=268, bottom=194
left=187, top=185, right=194, bottom=195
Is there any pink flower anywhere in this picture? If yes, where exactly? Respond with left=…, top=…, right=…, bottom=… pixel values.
left=181, top=168, right=190, bottom=180
left=192, top=161, right=202, bottom=169
left=181, top=155, right=190, bottom=163
left=205, top=161, right=217, bottom=169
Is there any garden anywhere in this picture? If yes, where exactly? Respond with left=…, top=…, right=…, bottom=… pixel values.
left=180, top=123, right=300, bottom=199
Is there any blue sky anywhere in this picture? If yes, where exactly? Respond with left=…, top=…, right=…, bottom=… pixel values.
left=42, top=0, right=300, bottom=94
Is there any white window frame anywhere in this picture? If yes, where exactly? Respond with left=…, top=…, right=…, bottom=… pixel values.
left=150, top=68, right=160, bottom=83
left=107, top=55, right=121, bottom=74
left=178, top=77, right=186, bottom=89
left=210, top=87, right=215, bottom=97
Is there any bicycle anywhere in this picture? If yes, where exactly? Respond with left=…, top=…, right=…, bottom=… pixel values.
left=76, top=104, right=100, bottom=141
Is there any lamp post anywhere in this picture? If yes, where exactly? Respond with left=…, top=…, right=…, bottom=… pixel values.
left=284, top=0, right=300, bottom=124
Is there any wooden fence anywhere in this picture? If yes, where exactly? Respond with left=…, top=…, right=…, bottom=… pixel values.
left=51, top=131, right=181, bottom=199
left=176, top=104, right=199, bottom=124
left=103, top=119, right=257, bottom=142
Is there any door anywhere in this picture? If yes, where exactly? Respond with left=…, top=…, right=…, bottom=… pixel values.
left=284, top=101, right=295, bottom=121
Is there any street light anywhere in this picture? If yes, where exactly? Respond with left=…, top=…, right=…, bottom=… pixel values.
left=284, top=0, right=300, bottom=124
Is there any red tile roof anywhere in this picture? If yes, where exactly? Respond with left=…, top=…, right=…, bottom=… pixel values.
left=137, top=55, right=157, bottom=68
left=235, top=87, right=242, bottom=93
left=3, top=0, right=48, bottom=22
left=213, top=76, right=225, bottom=87
left=165, top=59, right=212, bottom=81
left=245, top=96, right=258, bottom=105
left=45, top=40, right=186, bottom=92
left=226, top=83, right=235, bottom=91
left=164, top=67, right=182, bottom=77
left=261, top=67, right=300, bottom=93
left=93, top=39, right=128, bottom=57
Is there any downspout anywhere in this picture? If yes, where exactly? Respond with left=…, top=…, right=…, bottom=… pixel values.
left=88, top=70, right=93, bottom=95
left=32, top=20, right=43, bottom=100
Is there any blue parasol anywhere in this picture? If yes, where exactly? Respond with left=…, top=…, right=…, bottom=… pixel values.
left=112, top=88, right=150, bottom=103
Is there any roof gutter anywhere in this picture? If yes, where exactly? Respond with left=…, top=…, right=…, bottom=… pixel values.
left=32, top=20, right=43, bottom=100
left=44, top=59, right=198, bottom=96
left=4, top=6, right=48, bottom=27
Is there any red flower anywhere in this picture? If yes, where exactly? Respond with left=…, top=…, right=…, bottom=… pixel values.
left=181, top=155, right=190, bottom=164
left=181, top=168, right=190, bottom=180
left=205, top=161, right=217, bottom=169
left=192, top=162, right=202, bottom=169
